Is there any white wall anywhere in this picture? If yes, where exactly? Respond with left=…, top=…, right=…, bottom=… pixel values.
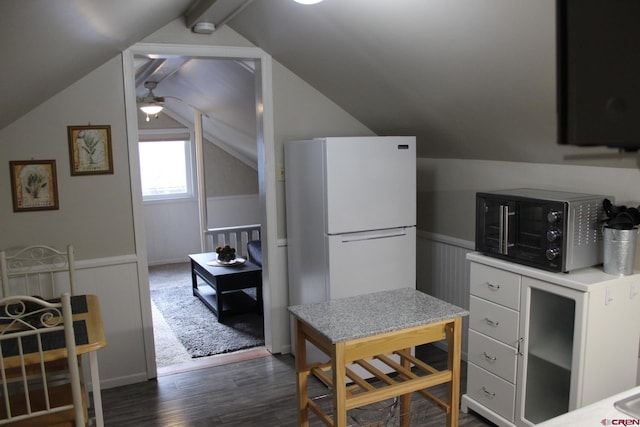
left=417, top=158, right=640, bottom=242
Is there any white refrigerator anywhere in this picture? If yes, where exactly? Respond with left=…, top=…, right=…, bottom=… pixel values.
left=285, top=136, right=416, bottom=367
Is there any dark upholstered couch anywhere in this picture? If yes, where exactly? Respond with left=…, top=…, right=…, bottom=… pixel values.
left=247, top=240, right=262, bottom=267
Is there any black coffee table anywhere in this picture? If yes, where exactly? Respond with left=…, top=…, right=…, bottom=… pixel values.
left=189, top=252, right=262, bottom=322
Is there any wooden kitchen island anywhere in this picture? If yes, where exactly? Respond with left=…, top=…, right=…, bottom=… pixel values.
left=288, top=288, right=469, bottom=427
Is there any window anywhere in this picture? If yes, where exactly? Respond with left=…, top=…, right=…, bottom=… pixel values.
left=139, top=139, right=193, bottom=201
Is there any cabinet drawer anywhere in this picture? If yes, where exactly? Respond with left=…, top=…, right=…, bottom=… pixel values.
left=468, top=329, right=517, bottom=383
left=469, top=296, right=519, bottom=345
left=467, top=363, right=516, bottom=422
left=470, top=263, right=521, bottom=310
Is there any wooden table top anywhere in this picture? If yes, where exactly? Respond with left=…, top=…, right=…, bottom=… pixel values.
left=0, top=294, right=106, bottom=368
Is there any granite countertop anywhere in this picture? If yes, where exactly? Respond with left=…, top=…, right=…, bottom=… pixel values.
left=288, top=288, right=469, bottom=344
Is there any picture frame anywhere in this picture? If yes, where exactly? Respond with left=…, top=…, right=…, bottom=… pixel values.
left=9, top=160, right=59, bottom=212
left=67, top=125, right=113, bottom=175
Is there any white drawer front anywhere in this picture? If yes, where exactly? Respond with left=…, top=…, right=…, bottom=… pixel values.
left=470, top=263, right=521, bottom=310
left=467, top=363, right=516, bottom=422
left=469, top=296, right=519, bottom=345
left=468, top=329, right=517, bottom=383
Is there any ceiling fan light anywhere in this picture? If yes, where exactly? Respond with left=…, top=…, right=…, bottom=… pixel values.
left=139, top=103, right=163, bottom=122
left=139, top=103, right=163, bottom=115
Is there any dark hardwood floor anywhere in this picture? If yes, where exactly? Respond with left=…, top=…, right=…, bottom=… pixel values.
left=101, top=345, right=495, bottom=426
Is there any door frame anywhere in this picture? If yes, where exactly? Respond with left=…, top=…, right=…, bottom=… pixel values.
left=122, top=43, right=278, bottom=378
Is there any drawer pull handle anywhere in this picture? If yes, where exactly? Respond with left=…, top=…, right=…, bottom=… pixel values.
left=481, top=386, right=496, bottom=398
left=482, top=352, right=497, bottom=362
left=486, top=282, right=500, bottom=290
left=484, top=317, right=499, bottom=327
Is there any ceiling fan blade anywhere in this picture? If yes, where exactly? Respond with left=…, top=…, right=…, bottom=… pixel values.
left=162, top=96, right=182, bottom=102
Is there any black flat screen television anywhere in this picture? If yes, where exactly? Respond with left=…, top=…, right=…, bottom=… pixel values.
left=557, top=0, right=640, bottom=150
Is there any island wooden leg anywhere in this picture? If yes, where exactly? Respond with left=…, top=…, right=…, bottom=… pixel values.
left=446, top=317, right=462, bottom=427
left=295, top=319, right=309, bottom=427
left=332, top=341, right=347, bottom=427
left=399, top=347, right=412, bottom=427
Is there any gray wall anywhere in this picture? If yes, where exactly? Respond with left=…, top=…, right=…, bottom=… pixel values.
left=0, top=56, right=134, bottom=259
left=417, top=159, right=640, bottom=243
left=203, top=141, right=258, bottom=198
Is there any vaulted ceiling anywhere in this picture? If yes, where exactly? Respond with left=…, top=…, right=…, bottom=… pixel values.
left=135, top=55, right=259, bottom=168
left=0, top=0, right=626, bottom=165
left=0, top=0, right=193, bottom=130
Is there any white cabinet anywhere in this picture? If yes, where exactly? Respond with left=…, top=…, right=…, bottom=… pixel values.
left=461, top=253, right=640, bottom=427
left=517, top=278, right=583, bottom=424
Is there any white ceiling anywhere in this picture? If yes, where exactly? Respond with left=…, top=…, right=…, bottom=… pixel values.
left=0, top=0, right=623, bottom=164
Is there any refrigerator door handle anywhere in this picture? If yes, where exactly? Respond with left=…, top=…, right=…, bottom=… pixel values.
left=339, top=228, right=409, bottom=243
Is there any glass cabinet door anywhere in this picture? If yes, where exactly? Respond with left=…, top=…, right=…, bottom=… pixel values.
left=516, top=277, right=585, bottom=426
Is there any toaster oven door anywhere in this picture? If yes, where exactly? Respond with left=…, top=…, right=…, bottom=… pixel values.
left=513, top=200, right=555, bottom=266
left=476, top=197, right=516, bottom=256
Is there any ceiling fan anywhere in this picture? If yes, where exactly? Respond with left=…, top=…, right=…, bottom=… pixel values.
left=136, top=81, right=181, bottom=121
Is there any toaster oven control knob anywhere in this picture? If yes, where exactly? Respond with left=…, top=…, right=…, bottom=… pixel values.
left=547, top=210, right=562, bottom=224
left=546, top=248, right=561, bottom=261
left=547, top=229, right=561, bottom=242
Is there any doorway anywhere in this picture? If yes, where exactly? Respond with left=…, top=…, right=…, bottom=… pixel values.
left=123, top=43, right=279, bottom=379
left=148, top=262, right=269, bottom=376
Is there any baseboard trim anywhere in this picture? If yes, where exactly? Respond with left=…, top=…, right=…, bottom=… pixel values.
left=147, top=258, right=189, bottom=267
left=100, top=372, right=150, bottom=390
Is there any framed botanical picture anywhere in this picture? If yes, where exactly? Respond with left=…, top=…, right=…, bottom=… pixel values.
left=67, top=125, right=113, bottom=175
left=9, top=160, right=59, bottom=212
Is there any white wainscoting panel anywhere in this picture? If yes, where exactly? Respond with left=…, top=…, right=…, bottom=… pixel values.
left=74, top=255, right=149, bottom=389
left=270, top=238, right=291, bottom=354
left=143, top=198, right=201, bottom=265
left=417, top=231, right=474, bottom=358
left=206, top=194, right=260, bottom=229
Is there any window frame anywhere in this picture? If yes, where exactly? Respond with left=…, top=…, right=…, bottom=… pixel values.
left=138, top=129, right=196, bottom=203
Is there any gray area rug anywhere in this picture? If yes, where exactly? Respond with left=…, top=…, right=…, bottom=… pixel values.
left=151, top=285, right=264, bottom=358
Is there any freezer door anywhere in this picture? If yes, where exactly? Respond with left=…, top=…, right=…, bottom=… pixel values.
left=323, top=137, right=416, bottom=234
left=327, top=227, right=416, bottom=299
